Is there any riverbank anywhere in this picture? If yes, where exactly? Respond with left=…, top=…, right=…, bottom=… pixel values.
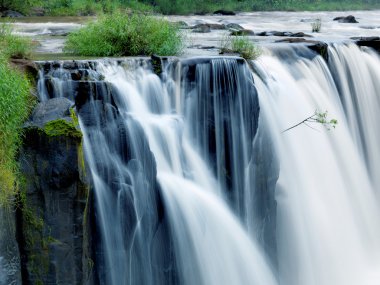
left=1, top=0, right=380, bottom=18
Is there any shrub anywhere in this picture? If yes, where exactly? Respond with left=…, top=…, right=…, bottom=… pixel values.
left=220, top=35, right=261, bottom=60
left=0, top=24, right=32, bottom=59
left=64, top=13, right=183, bottom=57
left=311, top=18, right=322, bottom=33
left=0, top=57, right=33, bottom=206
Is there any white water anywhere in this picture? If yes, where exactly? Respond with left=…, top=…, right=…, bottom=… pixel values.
left=253, top=44, right=380, bottom=285
left=80, top=61, right=277, bottom=285
left=32, top=43, right=380, bottom=285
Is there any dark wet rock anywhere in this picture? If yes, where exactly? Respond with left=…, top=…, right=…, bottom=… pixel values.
left=18, top=98, right=89, bottom=285
left=192, top=23, right=225, bottom=31
left=275, top=38, right=328, bottom=61
left=50, top=31, right=70, bottom=37
left=226, top=23, right=244, bottom=31
left=25, top=98, right=73, bottom=129
left=208, top=23, right=226, bottom=29
left=351, top=36, right=380, bottom=53
left=10, top=59, right=39, bottom=82
left=1, top=10, right=24, bottom=18
left=359, top=26, right=379, bottom=30
left=333, top=15, right=358, bottom=23
left=257, top=31, right=312, bottom=37
left=174, top=21, right=188, bottom=28
left=213, top=9, right=236, bottom=16
left=192, top=24, right=211, bottom=33
left=30, top=7, right=45, bottom=16
left=230, top=29, right=255, bottom=36
left=0, top=207, right=22, bottom=285
left=188, top=44, right=217, bottom=50
left=291, top=32, right=312, bottom=37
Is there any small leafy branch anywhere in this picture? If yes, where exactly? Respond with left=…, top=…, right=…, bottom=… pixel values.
left=282, top=110, right=338, bottom=133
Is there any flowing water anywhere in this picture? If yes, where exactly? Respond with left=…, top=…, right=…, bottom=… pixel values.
left=28, top=42, right=380, bottom=285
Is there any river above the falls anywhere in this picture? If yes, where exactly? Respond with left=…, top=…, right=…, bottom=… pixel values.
left=5, top=10, right=380, bottom=57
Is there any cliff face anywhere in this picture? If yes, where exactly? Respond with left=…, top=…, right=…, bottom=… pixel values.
left=16, top=97, right=91, bottom=285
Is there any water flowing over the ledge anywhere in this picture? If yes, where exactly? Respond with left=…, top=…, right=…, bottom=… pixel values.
left=29, top=43, right=380, bottom=285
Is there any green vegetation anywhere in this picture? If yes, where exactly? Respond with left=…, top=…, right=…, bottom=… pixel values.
left=64, top=13, right=183, bottom=56
left=311, top=18, right=321, bottom=33
left=0, top=57, right=33, bottom=206
left=42, top=118, right=82, bottom=139
left=220, top=35, right=261, bottom=60
left=283, top=110, right=338, bottom=133
left=0, top=23, right=32, bottom=59
left=1, top=0, right=379, bottom=16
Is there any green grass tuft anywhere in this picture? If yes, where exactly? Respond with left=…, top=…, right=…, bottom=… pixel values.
left=220, top=35, right=261, bottom=61
left=0, top=57, right=33, bottom=206
left=0, top=24, right=32, bottom=60
left=64, top=12, right=183, bottom=57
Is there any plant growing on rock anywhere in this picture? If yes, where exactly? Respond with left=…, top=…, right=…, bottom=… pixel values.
left=220, top=35, right=261, bottom=60
left=311, top=18, right=322, bottom=33
left=64, top=12, right=184, bottom=57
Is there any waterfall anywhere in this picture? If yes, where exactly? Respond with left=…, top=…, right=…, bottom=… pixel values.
left=253, top=44, right=380, bottom=285
left=34, top=43, right=380, bottom=285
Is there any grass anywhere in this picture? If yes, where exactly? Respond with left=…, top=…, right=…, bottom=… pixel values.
left=0, top=57, right=33, bottom=206
left=0, top=23, right=32, bottom=59
left=220, top=35, right=261, bottom=60
left=311, top=18, right=322, bottom=33
left=64, top=12, right=183, bottom=57
left=0, top=23, right=34, bottom=206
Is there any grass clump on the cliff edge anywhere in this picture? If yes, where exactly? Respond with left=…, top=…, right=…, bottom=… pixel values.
left=220, top=35, right=261, bottom=61
left=0, top=23, right=32, bottom=59
left=64, top=12, right=183, bottom=57
left=0, top=57, right=32, bottom=206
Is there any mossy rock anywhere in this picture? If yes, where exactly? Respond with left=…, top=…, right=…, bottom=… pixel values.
left=42, top=118, right=82, bottom=139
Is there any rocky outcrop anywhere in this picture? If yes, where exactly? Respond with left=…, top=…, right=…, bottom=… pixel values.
left=1, top=10, right=24, bottom=18
left=275, top=38, right=329, bottom=61
left=213, top=10, right=236, bottom=16
left=230, top=29, right=255, bottom=36
left=257, top=31, right=312, bottom=37
left=333, top=15, right=358, bottom=23
left=351, top=36, right=380, bottom=53
left=17, top=98, right=90, bottom=285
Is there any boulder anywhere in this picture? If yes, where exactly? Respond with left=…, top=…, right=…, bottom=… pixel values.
left=174, top=21, right=188, bottom=28
left=351, top=36, right=380, bottom=53
left=226, top=23, right=244, bottom=31
left=333, top=15, right=358, bottom=23
left=1, top=10, right=24, bottom=18
left=230, top=29, right=255, bottom=36
left=213, top=10, right=236, bottom=16
left=192, top=24, right=211, bottom=33
left=257, top=31, right=312, bottom=37
left=275, top=38, right=328, bottom=61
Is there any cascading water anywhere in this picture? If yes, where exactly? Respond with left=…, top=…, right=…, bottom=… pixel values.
left=34, top=42, right=380, bottom=285
left=253, top=44, right=380, bottom=285
left=37, top=58, right=277, bottom=285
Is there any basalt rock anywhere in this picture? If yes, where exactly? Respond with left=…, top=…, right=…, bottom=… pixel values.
left=17, top=98, right=90, bottom=285
left=230, top=29, right=255, bottom=36
left=275, top=38, right=329, bottom=61
left=351, top=36, right=380, bottom=53
left=257, top=31, right=312, bottom=37
left=213, top=10, right=236, bottom=16
left=333, top=15, right=358, bottom=23
left=1, top=10, right=24, bottom=18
